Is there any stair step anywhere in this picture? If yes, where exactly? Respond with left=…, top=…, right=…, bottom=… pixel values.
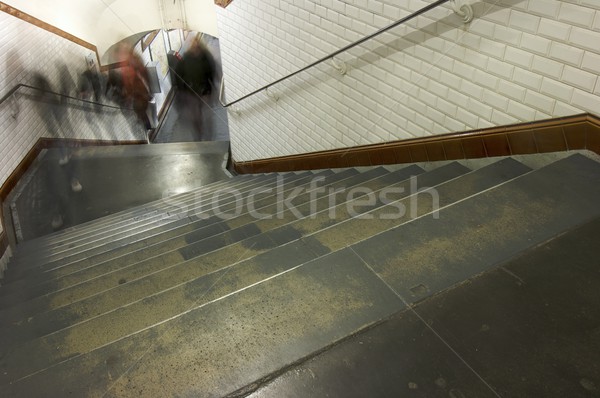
left=0, top=167, right=368, bottom=300
left=0, top=166, right=400, bottom=322
left=3, top=171, right=323, bottom=280
left=13, top=173, right=251, bottom=249
left=2, top=155, right=598, bottom=395
left=0, top=160, right=521, bottom=379
left=351, top=154, right=600, bottom=306
left=11, top=173, right=295, bottom=258
left=242, top=215, right=600, bottom=398
left=0, top=248, right=404, bottom=395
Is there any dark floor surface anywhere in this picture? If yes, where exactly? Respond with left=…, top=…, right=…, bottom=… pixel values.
left=8, top=142, right=230, bottom=242
left=153, top=33, right=229, bottom=143
left=248, top=216, right=600, bottom=398
left=153, top=88, right=229, bottom=143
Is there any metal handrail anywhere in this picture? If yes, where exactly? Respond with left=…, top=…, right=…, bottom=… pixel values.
left=0, top=83, right=131, bottom=111
left=219, top=0, right=451, bottom=108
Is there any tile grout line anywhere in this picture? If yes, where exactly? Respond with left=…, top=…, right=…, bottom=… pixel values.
left=349, top=246, right=503, bottom=398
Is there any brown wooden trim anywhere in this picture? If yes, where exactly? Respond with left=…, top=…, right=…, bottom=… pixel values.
left=215, top=0, right=234, bottom=8
left=233, top=113, right=600, bottom=173
left=0, top=2, right=101, bottom=65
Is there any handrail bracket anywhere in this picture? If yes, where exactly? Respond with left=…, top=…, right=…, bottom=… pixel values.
left=331, top=57, right=347, bottom=75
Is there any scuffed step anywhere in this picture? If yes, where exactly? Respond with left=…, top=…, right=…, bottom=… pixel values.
left=10, top=173, right=295, bottom=260
left=242, top=215, right=600, bottom=398
left=0, top=167, right=367, bottom=301
left=0, top=248, right=405, bottom=396
left=1, top=153, right=589, bottom=394
left=0, top=166, right=406, bottom=330
left=0, top=160, right=526, bottom=379
left=350, top=154, right=600, bottom=307
left=5, top=155, right=599, bottom=395
left=3, top=171, right=321, bottom=281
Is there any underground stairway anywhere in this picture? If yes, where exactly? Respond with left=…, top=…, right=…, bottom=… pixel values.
left=0, top=143, right=599, bottom=396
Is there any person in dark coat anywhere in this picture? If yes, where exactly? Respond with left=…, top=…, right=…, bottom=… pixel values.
left=176, top=38, right=215, bottom=96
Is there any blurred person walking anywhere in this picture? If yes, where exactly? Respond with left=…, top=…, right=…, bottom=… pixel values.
left=32, top=72, right=82, bottom=229
left=114, top=43, right=153, bottom=139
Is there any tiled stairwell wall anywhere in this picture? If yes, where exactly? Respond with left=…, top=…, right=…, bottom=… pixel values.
left=0, top=10, right=145, bottom=255
left=216, top=0, right=600, bottom=162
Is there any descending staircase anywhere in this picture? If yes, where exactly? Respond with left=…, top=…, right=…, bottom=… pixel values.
left=1, top=152, right=600, bottom=397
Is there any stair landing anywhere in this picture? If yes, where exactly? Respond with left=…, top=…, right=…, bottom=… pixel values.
left=5, top=141, right=231, bottom=242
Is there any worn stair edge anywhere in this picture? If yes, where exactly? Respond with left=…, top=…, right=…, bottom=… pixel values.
left=0, top=167, right=396, bottom=310
left=0, top=167, right=381, bottom=299
left=0, top=161, right=497, bottom=349
left=8, top=171, right=321, bottom=267
left=12, top=173, right=289, bottom=254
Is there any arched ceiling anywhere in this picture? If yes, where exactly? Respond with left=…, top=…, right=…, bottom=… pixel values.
left=4, top=0, right=218, bottom=60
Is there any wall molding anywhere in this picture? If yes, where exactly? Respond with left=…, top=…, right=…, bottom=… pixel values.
left=0, top=1, right=101, bottom=64
left=215, top=0, right=234, bottom=8
left=233, top=113, right=600, bottom=173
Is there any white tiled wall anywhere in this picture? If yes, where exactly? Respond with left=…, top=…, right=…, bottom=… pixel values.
left=0, top=11, right=146, bottom=237
left=216, top=0, right=600, bottom=162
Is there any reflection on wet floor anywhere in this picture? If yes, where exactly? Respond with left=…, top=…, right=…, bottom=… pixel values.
left=10, top=142, right=231, bottom=242
left=154, top=33, right=229, bottom=143
left=153, top=88, right=229, bottom=143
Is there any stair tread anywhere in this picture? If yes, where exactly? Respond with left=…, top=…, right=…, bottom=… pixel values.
left=1, top=159, right=517, bottom=371
left=0, top=167, right=368, bottom=297
left=351, top=154, right=600, bottom=305
left=1, top=154, right=599, bottom=395
left=0, top=166, right=407, bottom=318
left=4, top=171, right=327, bottom=277
left=12, top=173, right=293, bottom=254
left=0, top=248, right=404, bottom=395
left=242, top=215, right=600, bottom=398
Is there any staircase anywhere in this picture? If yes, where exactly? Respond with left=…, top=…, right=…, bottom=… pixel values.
left=1, top=152, right=600, bottom=397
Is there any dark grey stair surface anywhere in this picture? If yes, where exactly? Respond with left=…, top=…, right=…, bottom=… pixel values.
left=1, top=153, right=599, bottom=397
left=0, top=167, right=370, bottom=302
left=2, top=170, right=322, bottom=282
left=8, top=142, right=233, bottom=242
left=10, top=170, right=311, bottom=260
left=245, top=215, right=600, bottom=398
left=5, top=170, right=318, bottom=263
left=0, top=164, right=426, bottom=342
left=0, top=161, right=464, bottom=332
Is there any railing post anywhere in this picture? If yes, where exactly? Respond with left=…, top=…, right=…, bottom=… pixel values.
left=331, top=57, right=347, bottom=75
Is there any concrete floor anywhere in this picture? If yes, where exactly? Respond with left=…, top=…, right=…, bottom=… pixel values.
left=153, top=88, right=229, bottom=143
